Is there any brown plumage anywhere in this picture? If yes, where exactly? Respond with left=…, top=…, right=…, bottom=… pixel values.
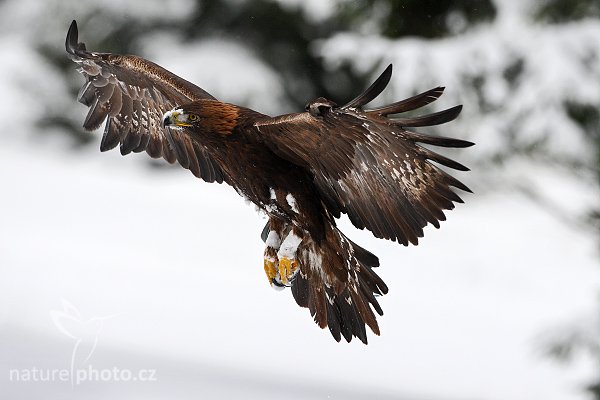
left=66, top=20, right=473, bottom=344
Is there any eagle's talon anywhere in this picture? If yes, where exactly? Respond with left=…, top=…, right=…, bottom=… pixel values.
left=278, top=257, right=299, bottom=285
left=270, top=278, right=286, bottom=291
left=264, top=259, right=285, bottom=290
left=264, top=259, right=278, bottom=285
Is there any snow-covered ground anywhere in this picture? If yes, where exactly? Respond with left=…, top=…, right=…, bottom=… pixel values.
left=1, top=1, right=600, bottom=399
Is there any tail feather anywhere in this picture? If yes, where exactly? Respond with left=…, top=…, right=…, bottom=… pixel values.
left=290, top=270, right=309, bottom=307
left=290, top=225, right=387, bottom=344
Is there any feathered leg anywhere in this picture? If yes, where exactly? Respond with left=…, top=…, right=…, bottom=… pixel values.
left=262, top=218, right=299, bottom=288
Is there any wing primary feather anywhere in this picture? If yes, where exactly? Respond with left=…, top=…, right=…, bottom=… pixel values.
left=341, top=64, right=392, bottom=109
left=83, top=98, right=108, bottom=131
left=428, top=189, right=457, bottom=211
left=441, top=170, right=472, bottom=193
left=100, top=118, right=122, bottom=152
left=405, top=130, right=475, bottom=148
left=132, top=133, right=150, bottom=153
left=390, top=105, right=463, bottom=127
left=77, top=80, right=95, bottom=106
left=418, top=147, right=470, bottom=171
left=421, top=197, right=447, bottom=223
left=120, top=131, right=142, bottom=155
left=65, top=20, right=78, bottom=56
left=367, top=86, right=445, bottom=115
left=405, top=198, right=440, bottom=230
left=435, top=185, right=465, bottom=204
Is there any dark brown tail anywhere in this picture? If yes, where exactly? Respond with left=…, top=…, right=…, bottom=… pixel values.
left=290, top=225, right=388, bottom=344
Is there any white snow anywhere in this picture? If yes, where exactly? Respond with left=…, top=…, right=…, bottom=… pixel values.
left=275, top=0, right=337, bottom=23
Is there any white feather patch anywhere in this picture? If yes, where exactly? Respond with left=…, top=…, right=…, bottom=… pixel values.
left=265, top=231, right=281, bottom=249
left=286, top=193, right=299, bottom=213
left=277, top=231, right=303, bottom=260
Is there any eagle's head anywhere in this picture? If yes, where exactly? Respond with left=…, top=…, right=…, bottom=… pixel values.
left=162, top=102, right=239, bottom=136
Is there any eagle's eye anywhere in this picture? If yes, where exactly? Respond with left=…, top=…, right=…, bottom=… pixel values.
left=188, top=113, right=198, bottom=122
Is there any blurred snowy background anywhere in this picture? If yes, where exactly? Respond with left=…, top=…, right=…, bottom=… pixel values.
left=1, top=0, right=600, bottom=399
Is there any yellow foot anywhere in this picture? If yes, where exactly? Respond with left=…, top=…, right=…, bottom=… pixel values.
left=278, top=257, right=299, bottom=286
left=264, top=259, right=279, bottom=286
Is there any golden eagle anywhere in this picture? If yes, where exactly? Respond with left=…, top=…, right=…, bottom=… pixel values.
left=66, top=20, right=472, bottom=344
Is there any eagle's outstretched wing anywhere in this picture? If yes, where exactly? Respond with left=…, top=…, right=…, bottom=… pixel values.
left=65, top=20, right=224, bottom=183
left=253, top=65, right=473, bottom=245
